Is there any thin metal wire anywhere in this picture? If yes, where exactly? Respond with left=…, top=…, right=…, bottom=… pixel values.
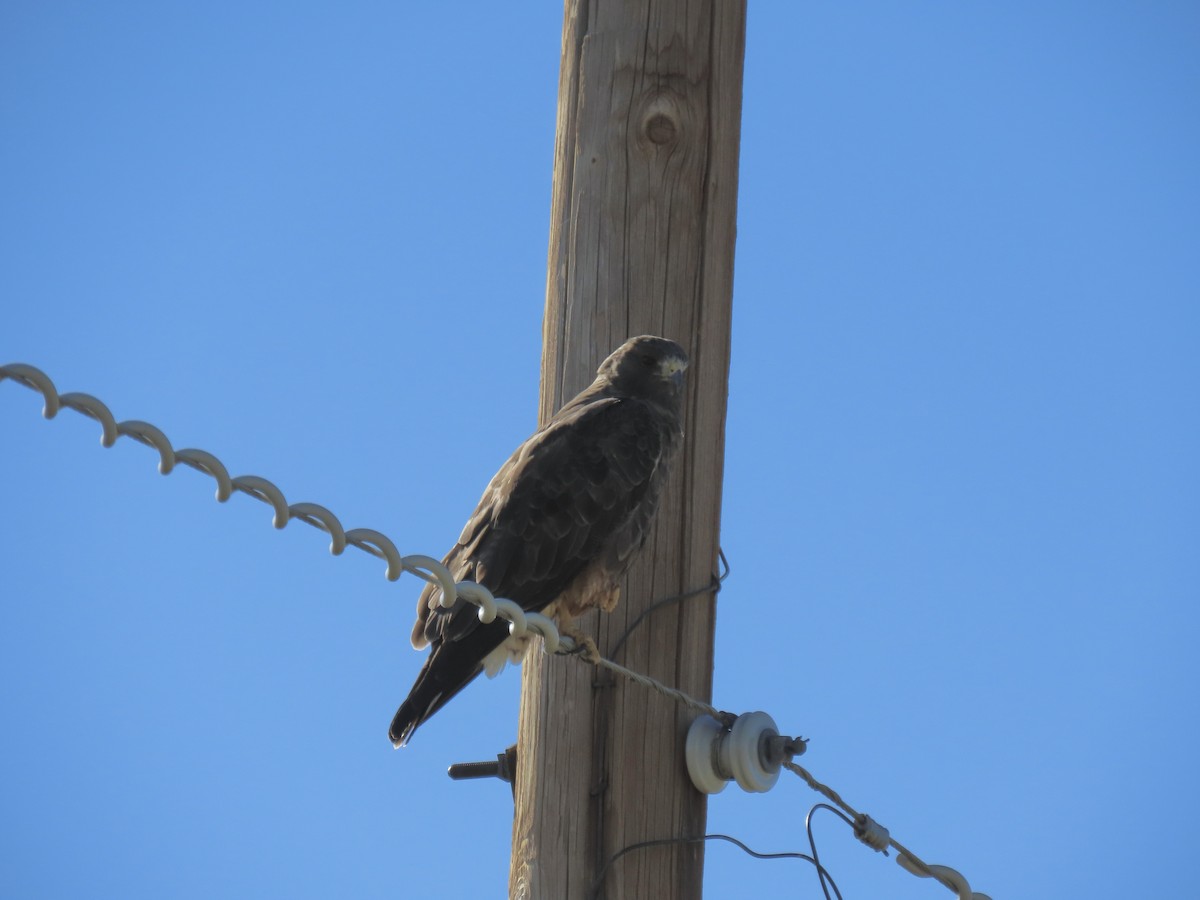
left=806, top=803, right=858, bottom=900
left=608, top=548, right=729, bottom=660
left=4, top=361, right=987, bottom=900
left=784, top=760, right=861, bottom=821
left=784, top=759, right=986, bottom=898
left=1, top=361, right=729, bottom=721
left=559, top=633, right=733, bottom=725
left=587, top=831, right=843, bottom=900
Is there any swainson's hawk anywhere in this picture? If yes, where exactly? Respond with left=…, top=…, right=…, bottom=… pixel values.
left=389, top=335, right=688, bottom=747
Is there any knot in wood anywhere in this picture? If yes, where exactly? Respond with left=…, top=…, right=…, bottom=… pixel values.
left=640, top=95, right=682, bottom=147
left=646, top=112, right=677, bottom=145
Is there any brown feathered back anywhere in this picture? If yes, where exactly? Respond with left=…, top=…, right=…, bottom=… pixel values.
left=392, top=335, right=688, bottom=746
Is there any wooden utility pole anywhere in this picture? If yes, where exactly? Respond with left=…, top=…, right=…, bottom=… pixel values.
left=510, top=2, right=746, bottom=898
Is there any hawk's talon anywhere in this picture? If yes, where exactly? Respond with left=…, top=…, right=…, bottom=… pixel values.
left=560, top=624, right=602, bottom=664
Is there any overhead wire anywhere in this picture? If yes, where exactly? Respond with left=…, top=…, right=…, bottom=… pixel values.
left=607, top=548, right=729, bottom=660
left=587, top=831, right=844, bottom=900
left=0, top=361, right=732, bottom=720
left=3, top=361, right=990, bottom=900
left=806, top=803, right=858, bottom=900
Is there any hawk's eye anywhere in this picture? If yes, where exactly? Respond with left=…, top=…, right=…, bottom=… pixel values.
left=640, top=354, right=656, bottom=368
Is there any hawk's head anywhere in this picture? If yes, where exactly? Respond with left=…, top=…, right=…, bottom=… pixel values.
left=599, top=335, right=689, bottom=403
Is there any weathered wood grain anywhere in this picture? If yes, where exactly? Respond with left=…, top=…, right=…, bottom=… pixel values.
left=511, top=2, right=745, bottom=897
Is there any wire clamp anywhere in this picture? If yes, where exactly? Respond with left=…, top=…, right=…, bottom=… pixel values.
left=853, top=813, right=891, bottom=852
left=685, top=711, right=806, bottom=794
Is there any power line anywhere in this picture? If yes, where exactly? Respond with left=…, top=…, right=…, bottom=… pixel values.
left=3, top=361, right=993, bottom=899
left=588, top=831, right=844, bottom=900
left=1, top=361, right=734, bottom=720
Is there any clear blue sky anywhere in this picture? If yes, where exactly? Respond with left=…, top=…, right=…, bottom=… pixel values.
left=3, top=3, right=1197, bottom=898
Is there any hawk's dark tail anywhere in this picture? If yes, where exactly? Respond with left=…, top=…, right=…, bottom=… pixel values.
left=388, top=642, right=487, bottom=748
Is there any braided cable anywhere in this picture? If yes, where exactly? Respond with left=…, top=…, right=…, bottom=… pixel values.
left=5, top=361, right=988, bottom=900
left=2, top=362, right=715, bottom=716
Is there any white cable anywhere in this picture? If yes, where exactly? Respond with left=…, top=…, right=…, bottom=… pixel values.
left=0, top=361, right=714, bottom=714
left=3, top=361, right=989, bottom=900
left=784, top=759, right=991, bottom=899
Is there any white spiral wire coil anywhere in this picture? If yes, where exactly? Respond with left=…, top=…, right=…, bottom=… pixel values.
left=4, top=360, right=989, bottom=900
left=1, top=362, right=565, bottom=650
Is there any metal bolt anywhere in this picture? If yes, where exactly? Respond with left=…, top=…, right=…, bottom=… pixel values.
left=447, top=744, right=518, bottom=798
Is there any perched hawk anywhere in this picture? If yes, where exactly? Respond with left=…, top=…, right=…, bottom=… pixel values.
left=389, top=335, right=689, bottom=747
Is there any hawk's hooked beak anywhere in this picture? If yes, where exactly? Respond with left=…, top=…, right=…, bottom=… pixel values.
left=662, top=356, right=688, bottom=389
